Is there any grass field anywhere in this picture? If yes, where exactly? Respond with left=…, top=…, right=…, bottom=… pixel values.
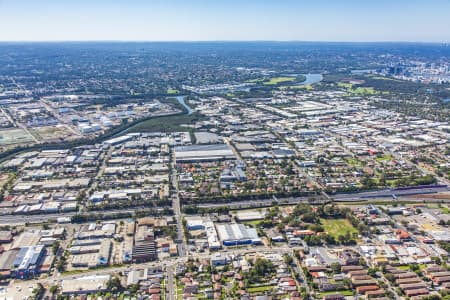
left=442, top=207, right=450, bottom=214
left=263, top=77, right=296, bottom=85
left=247, top=285, right=275, bottom=293
left=321, top=218, right=358, bottom=238
left=375, top=154, right=394, bottom=162
left=242, top=220, right=262, bottom=227
left=338, top=82, right=377, bottom=95
left=353, top=87, right=376, bottom=95
left=167, top=89, right=179, bottom=94
left=398, top=264, right=427, bottom=271
left=319, top=290, right=354, bottom=297
left=345, top=157, right=364, bottom=167
left=338, top=82, right=353, bottom=89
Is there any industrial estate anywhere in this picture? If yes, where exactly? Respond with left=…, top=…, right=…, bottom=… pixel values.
left=0, top=41, right=448, bottom=300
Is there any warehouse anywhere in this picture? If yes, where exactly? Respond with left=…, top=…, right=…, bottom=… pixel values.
left=11, top=245, right=45, bottom=279
left=61, top=275, right=110, bottom=295
left=185, top=218, right=205, bottom=231
left=216, top=224, right=260, bottom=246
left=70, top=240, right=111, bottom=268
left=0, top=250, right=19, bottom=278
left=175, top=144, right=235, bottom=162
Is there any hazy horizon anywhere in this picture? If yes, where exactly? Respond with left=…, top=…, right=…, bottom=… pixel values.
left=1, top=0, right=449, bottom=43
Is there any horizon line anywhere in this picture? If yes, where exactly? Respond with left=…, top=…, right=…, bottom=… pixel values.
left=0, top=40, right=448, bottom=44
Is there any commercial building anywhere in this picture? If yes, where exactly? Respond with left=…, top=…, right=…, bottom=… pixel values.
left=11, top=245, right=45, bottom=279
left=216, top=224, right=260, bottom=246
left=132, top=225, right=157, bottom=262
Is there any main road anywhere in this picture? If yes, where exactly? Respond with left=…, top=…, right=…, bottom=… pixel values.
left=0, top=185, right=447, bottom=225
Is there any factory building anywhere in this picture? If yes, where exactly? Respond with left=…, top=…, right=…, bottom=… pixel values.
left=174, top=144, right=235, bottom=162
left=216, top=224, right=261, bottom=247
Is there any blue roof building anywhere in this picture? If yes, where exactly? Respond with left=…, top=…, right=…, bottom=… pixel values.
left=12, top=245, right=45, bottom=279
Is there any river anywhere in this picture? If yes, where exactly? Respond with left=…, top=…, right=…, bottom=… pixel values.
left=174, top=95, right=192, bottom=115
left=300, top=73, right=323, bottom=85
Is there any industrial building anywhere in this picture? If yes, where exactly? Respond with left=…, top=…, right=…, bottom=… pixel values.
left=185, top=218, right=205, bottom=231
left=204, top=221, right=221, bottom=250
left=61, top=275, right=110, bottom=295
left=11, top=245, right=45, bottom=279
left=174, top=144, right=235, bottom=162
left=70, top=240, right=111, bottom=268
left=216, top=224, right=261, bottom=246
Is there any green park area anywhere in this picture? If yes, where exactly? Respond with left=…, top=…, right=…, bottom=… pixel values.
left=263, top=77, right=296, bottom=85
left=167, top=89, right=180, bottom=94
left=321, top=218, right=358, bottom=238
left=338, top=82, right=377, bottom=95
left=375, top=154, right=394, bottom=162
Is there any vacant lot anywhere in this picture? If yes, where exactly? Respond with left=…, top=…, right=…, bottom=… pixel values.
left=0, top=128, right=35, bottom=146
left=30, top=125, right=75, bottom=141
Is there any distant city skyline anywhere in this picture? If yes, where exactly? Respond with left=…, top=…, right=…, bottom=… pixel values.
left=0, top=0, right=449, bottom=42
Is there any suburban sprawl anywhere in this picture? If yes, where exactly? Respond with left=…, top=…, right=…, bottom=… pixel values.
left=0, top=42, right=448, bottom=299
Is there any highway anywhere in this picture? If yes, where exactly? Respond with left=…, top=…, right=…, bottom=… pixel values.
left=194, top=185, right=449, bottom=209
left=1, top=185, right=447, bottom=225
left=332, top=185, right=449, bottom=201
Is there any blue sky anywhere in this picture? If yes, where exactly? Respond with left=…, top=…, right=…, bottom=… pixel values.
left=0, top=0, right=449, bottom=42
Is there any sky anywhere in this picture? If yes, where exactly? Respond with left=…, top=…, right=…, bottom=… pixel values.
left=0, top=0, right=449, bottom=42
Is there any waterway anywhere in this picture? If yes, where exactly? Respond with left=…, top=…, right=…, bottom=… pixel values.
left=281, top=73, right=323, bottom=85
left=174, top=95, right=192, bottom=115
left=301, top=73, right=323, bottom=85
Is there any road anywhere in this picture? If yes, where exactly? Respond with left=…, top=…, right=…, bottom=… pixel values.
left=171, top=151, right=187, bottom=258
left=1, top=184, right=447, bottom=225
left=332, top=185, right=449, bottom=201
left=10, top=245, right=295, bottom=299
left=166, top=264, right=175, bottom=300
left=0, top=185, right=450, bottom=225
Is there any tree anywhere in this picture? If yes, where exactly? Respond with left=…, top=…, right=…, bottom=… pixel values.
left=283, top=254, right=293, bottom=265
left=49, top=285, right=58, bottom=295
left=52, top=241, right=60, bottom=255
left=330, top=262, right=341, bottom=273
left=322, top=234, right=336, bottom=245
left=106, top=276, right=123, bottom=293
